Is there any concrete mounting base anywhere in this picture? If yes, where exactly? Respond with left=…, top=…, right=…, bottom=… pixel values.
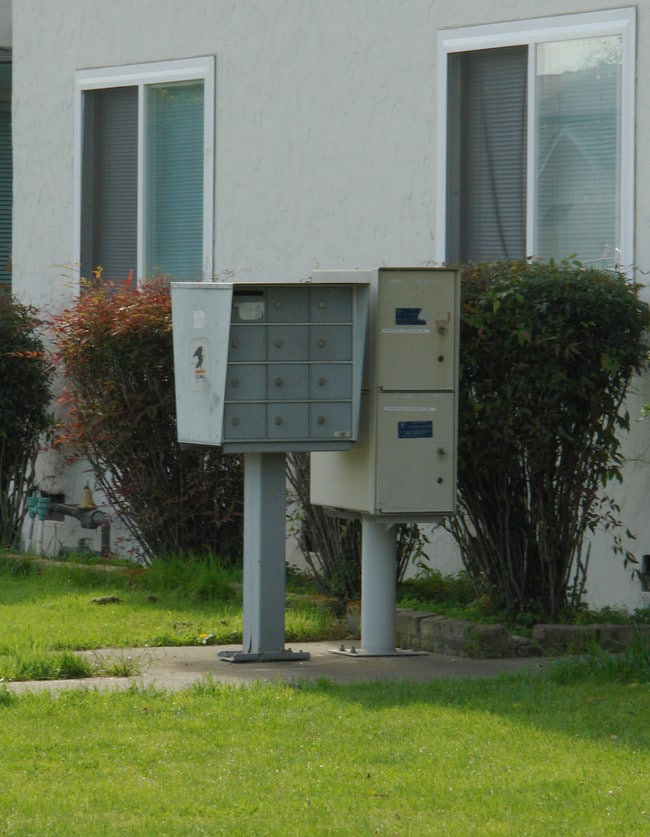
left=218, top=649, right=311, bottom=664
left=329, top=644, right=429, bottom=658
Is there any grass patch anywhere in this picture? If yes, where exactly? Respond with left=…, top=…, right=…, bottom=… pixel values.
left=0, top=674, right=648, bottom=834
left=548, top=633, right=650, bottom=685
left=53, top=550, right=137, bottom=568
left=7, top=648, right=92, bottom=681
left=0, top=552, right=344, bottom=681
left=0, top=554, right=40, bottom=577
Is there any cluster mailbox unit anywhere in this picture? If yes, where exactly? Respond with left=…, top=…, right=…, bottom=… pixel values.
left=171, top=267, right=459, bottom=661
left=171, top=278, right=370, bottom=661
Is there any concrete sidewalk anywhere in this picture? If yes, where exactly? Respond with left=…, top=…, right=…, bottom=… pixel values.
left=4, top=642, right=553, bottom=694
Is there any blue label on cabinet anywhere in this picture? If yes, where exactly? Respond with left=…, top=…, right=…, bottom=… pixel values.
left=395, top=307, right=427, bottom=326
left=398, top=421, right=433, bottom=439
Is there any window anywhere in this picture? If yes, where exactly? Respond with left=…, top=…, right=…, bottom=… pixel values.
left=75, top=57, right=214, bottom=287
left=438, top=9, right=635, bottom=269
left=0, top=57, right=11, bottom=290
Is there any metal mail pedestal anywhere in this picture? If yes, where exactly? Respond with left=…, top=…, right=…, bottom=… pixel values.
left=218, top=453, right=310, bottom=663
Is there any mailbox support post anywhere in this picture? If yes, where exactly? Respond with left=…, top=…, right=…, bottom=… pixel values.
left=332, top=516, right=428, bottom=657
left=360, top=517, right=397, bottom=654
left=218, top=452, right=310, bottom=663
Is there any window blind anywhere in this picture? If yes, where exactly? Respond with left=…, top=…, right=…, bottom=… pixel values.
left=81, top=87, right=138, bottom=283
left=447, top=46, right=528, bottom=263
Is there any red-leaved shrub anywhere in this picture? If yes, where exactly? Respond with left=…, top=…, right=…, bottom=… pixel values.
left=52, top=279, right=243, bottom=561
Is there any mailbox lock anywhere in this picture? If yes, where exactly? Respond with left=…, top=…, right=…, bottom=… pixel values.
left=317, top=377, right=325, bottom=387
left=317, top=415, right=326, bottom=425
left=437, top=355, right=444, bottom=363
left=231, top=338, right=239, bottom=348
left=274, top=300, right=282, bottom=309
left=317, top=300, right=326, bottom=309
left=274, top=338, right=283, bottom=348
left=437, top=447, right=446, bottom=458
left=231, top=378, right=240, bottom=388
left=438, top=325, right=448, bottom=336
left=274, top=416, right=283, bottom=426
left=274, top=377, right=283, bottom=387
left=437, top=477, right=444, bottom=484
left=318, top=339, right=326, bottom=348
left=231, top=417, right=240, bottom=427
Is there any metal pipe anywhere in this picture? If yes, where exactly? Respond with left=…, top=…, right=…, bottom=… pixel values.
left=48, top=502, right=111, bottom=557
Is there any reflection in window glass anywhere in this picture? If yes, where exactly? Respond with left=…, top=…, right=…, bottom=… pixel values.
left=146, top=81, right=204, bottom=281
left=535, top=36, right=622, bottom=268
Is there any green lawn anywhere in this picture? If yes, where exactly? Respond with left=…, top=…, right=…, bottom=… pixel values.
left=0, top=554, right=648, bottom=834
left=0, top=555, right=343, bottom=680
left=0, top=675, right=648, bottom=835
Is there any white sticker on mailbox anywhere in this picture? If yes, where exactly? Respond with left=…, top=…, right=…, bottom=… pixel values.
left=190, top=337, right=209, bottom=391
left=193, top=309, right=205, bottom=329
left=239, top=301, right=265, bottom=320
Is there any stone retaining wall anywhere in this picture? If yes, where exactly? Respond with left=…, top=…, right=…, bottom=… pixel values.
left=394, top=609, right=650, bottom=658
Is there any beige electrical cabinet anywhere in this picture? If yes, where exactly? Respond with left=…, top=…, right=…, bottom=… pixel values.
left=171, top=279, right=369, bottom=453
left=309, top=267, right=460, bottom=520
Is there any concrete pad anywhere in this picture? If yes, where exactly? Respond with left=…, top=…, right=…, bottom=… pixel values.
left=4, top=643, right=554, bottom=694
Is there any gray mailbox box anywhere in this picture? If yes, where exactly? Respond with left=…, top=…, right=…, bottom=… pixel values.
left=171, top=279, right=369, bottom=453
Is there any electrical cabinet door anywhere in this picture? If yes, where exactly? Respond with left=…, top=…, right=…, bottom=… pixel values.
left=375, top=391, right=456, bottom=515
left=376, top=269, right=458, bottom=391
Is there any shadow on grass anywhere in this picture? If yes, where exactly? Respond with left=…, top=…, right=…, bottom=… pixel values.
left=266, top=644, right=650, bottom=750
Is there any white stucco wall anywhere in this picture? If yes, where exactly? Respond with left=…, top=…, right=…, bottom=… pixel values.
left=10, top=0, right=650, bottom=608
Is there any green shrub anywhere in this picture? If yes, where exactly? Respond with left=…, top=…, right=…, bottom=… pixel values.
left=0, top=294, right=53, bottom=547
left=449, top=259, right=650, bottom=621
left=397, top=570, right=476, bottom=613
left=52, top=279, right=243, bottom=562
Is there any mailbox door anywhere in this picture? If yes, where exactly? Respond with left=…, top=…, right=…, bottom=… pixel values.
left=375, top=391, right=456, bottom=514
left=229, top=325, right=266, bottom=361
left=309, top=286, right=353, bottom=322
left=267, top=364, right=310, bottom=400
left=223, top=403, right=266, bottom=439
left=225, top=364, right=265, bottom=401
left=171, top=283, right=233, bottom=446
left=267, top=403, right=309, bottom=438
left=376, top=269, right=458, bottom=391
left=309, top=403, right=352, bottom=439
left=309, top=364, right=352, bottom=400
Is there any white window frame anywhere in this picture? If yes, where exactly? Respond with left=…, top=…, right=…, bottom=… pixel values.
left=436, top=8, right=636, bottom=269
left=73, top=56, right=215, bottom=291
